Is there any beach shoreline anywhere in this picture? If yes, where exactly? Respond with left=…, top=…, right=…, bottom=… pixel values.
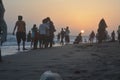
left=0, top=42, right=120, bottom=80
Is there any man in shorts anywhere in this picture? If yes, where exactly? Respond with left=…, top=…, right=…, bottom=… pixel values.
left=13, top=15, right=27, bottom=50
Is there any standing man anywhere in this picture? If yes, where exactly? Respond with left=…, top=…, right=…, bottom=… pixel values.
left=60, top=28, right=65, bottom=45
left=13, top=15, right=27, bottom=50
left=65, top=26, right=70, bottom=44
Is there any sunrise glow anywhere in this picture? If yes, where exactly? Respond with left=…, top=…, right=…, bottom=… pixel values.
left=3, top=0, right=120, bottom=35
left=81, top=30, right=85, bottom=34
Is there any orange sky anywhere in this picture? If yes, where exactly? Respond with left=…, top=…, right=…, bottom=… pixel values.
left=4, top=0, right=120, bottom=35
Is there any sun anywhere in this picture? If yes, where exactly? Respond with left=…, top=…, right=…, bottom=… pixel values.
left=81, top=30, right=84, bottom=34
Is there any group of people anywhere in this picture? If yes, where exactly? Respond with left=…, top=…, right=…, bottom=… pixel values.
left=73, top=27, right=120, bottom=44
left=88, top=28, right=120, bottom=44
left=12, top=15, right=120, bottom=50
left=57, top=27, right=70, bottom=45
left=73, top=31, right=95, bottom=44
left=13, top=16, right=56, bottom=50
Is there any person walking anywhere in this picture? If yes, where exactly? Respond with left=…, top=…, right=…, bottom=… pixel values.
left=13, top=15, right=27, bottom=50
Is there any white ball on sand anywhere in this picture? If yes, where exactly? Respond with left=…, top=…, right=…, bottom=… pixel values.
left=40, top=71, right=63, bottom=80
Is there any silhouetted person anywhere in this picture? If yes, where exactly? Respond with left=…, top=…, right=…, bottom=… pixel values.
left=39, top=19, right=49, bottom=48
left=13, top=16, right=27, bottom=50
left=73, top=33, right=82, bottom=44
left=89, top=31, right=95, bottom=43
left=31, top=24, right=39, bottom=49
left=0, top=0, right=7, bottom=62
left=57, top=32, right=61, bottom=42
left=60, top=28, right=65, bottom=45
left=27, top=31, right=31, bottom=42
left=65, top=26, right=70, bottom=44
left=0, top=0, right=7, bottom=44
left=117, top=25, right=120, bottom=44
left=97, top=18, right=107, bottom=43
left=46, top=17, right=56, bottom=48
left=111, top=30, right=115, bottom=42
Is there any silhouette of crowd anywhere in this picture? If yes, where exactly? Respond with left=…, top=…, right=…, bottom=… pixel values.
left=26, top=17, right=56, bottom=49
left=12, top=15, right=120, bottom=50
left=58, top=27, right=70, bottom=45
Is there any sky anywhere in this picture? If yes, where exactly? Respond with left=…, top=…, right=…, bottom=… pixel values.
left=3, top=0, right=120, bottom=36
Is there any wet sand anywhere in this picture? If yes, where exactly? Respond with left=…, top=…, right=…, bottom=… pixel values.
left=0, top=42, right=120, bottom=80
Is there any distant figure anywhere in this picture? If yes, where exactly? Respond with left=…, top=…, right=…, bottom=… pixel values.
left=117, top=25, right=120, bottom=44
left=60, top=28, right=65, bottom=45
left=65, top=26, right=70, bottom=44
left=89, top=31, right=95, bottom=43
left=57, top=32, right=61, bottom=42
left=84, top=38, right=87, bottom=43
left=96, top=33, right=98, bottom=43
left=31, top=24, right=39, bottom=49
left=73, top=33, right=82, bottom=44
left=39, top=19, right=49, bottom=48
left=111, top=30, right=115, bottom=42
left=13, top=16, right=27, bottom=50
left=27, top=31, right=31, bottom=42
left=0, top=0, right=7, bottom=44
left=97, top=18, right=108, bottom=43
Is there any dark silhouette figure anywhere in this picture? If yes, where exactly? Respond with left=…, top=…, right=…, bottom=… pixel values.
left=0, top=0, right=7, bottom=62
left=57, top=32, right=61, bottom=42
left=97, top=18, right=107, bottom=43
left=27, top=31, right=31, bottom=42
left=117, top=25, right=120, bottom=44
left=65, top=26, right=70, bottom=44
left=73, top=33, right=82, bottom=44
left=0, top=0, right=7, bottom=44
left=89, top=31, right=95, bottom=43
left=13, top=16, right=27, bottom=50
left=31, top=24, right=39, bottom=49
left=46, top=17, right=56, bottom=48
left=111, top=30, right=115, bottom=42
left=60, top=28, right=65, bottom=45
left=39, top=19, right=49, bottom=48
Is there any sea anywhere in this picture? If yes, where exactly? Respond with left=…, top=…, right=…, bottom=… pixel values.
left=1, top=34, right=92, bottom=56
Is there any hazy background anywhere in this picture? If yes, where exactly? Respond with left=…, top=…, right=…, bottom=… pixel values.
left=3, top=0, right=120, bottom=36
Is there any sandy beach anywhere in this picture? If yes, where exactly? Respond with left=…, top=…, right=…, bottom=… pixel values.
left=0, top=42, right=120, bottom=80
